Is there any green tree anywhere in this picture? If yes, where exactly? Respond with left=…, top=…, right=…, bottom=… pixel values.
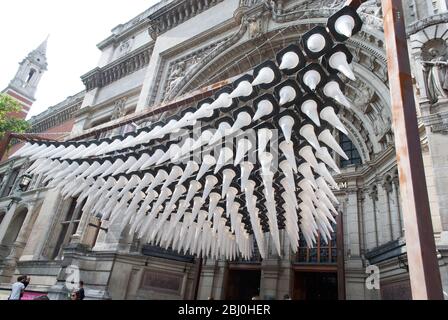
left=0, top=93, right=31, bottom=138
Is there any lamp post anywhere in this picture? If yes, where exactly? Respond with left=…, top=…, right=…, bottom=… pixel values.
left=345, top=0, right=443, bottom=299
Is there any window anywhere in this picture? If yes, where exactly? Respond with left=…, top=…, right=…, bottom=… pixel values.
left=339, top=134, right=362, bottom=168
left=51, top=198, right=83, bottom=260
left=1, top=169, right=20, bottom=197
left=0, top=211, right=5, bottom=226
left=26, top=69, right=36, bottom=84
left=296, top=223, right=337, bottom=264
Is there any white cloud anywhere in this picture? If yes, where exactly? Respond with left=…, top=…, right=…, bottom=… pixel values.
left=0, top=0, right=159, bottom=119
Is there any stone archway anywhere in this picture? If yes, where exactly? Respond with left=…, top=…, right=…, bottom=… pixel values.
left=166, top=21, right=391, bottom=160
left=2, top=207, right=28, bottom=252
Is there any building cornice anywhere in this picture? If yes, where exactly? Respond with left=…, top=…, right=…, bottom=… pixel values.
left=406, top=12, right=448, bottom=36
left=147, top=0, right=225, bottom=40
left=81, top=43, right=153, bottom=91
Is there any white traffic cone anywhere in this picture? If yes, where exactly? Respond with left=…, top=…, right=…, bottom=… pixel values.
left=226, top=187, right=238, bottom=216
left=329, top=51, right=356, bottom=81
left=208, top=192, right=221, bottom=217
left=307, top=33, right=326, bottom=53
left=320, top=106, right=347, bottom=135
left=279, top=140, right=298, bottom=173
left=240, top=161, right=254, bottom=191
left=176, top=137, right=196, bottom=160
left=279, top=160, right=296, bottom=189
left=318, top=129, right=348, bottom=160
left=202, top=175, right=219, bottom=202
left=252, top=67, right=275, bottom=86
left=315, top=147, right=340, bottom=174
left=253, top=100, right=273, bottom=121
left=258, top=128, right=273, bottom=156
left=279, top=115, right=295, bottom=143
left=316, top=177, right=339, bottom=204
left=167, top=184, right=187, bottom=210
left=279, top=86, right=297, bottom=106
left=162, top=166, right=184, bottom=189
left=197, top=154, right=217, bottom=180
left=209, top=121, right=231, bottom=146
left=299, top=145, right=319, bottom=169
left=186, top=180, right=202, bottom=203
left=230, top=81, right=253, bottom=99
left=192, top=197, right=204, bottom=219
left=214, top=147, right=234, bottom=174
left=323, top=80, right=351, bottom=108
left=316, top=163, right=339, bottom=189
left=127, top=153, right=150, bottom=174
left=190, top=103, right=213, bottom=121
left=141, top=149, right=165, bottom=170
left=192, top=130, right=214, bottom=150
left=301, top=99, right=321, bottom=126
left=178, top=161, right=199, bottom=185
left=259, top=152, right=273, bottom=176
left=298, top=162, right=318, bottom=188
left=279, top=51, right=300, bottom=70
left=299, top=124, right=320, bottom=151
left=222, top=169, right=236, bottom=198
left=148, top=170, right=169, bottom=193
left=234, top=138, right=252, bottom=166
left=156, top=144, right=181, bottom=165
left=335, top=15, right=355, bottom=38
left=303, top=69, right=321, bottom=91
left=229, top=112, right=252, bottom=135
left=209, top=93, right=233, bottom=110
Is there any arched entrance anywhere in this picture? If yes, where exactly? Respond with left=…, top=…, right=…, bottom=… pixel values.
left=2, top=207, right=28, bottom=255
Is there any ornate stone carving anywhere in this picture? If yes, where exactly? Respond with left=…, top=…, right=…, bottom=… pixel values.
left=147, top=0, right=225, bottom=40
left=82, top=44, right=152, bottom=91
left=382, top=175, right=393, bottom=193
left=111, top=97, right=128, bottom=120
left=118, top=38, right=134, bottom=57
left=369, top=184, right=378, bottom=201
left=420, top=39, right=448, bottom=104
left=354, top=81, right=376, bottom=111
left=163, top=45, right=221, bottom=101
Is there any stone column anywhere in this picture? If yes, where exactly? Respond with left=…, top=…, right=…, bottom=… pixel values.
left=8, top=201, right=38, bottom=261
left=368, top=185, right=379, bottom=248
left=381, top=176, right=394, bottom=242
left=19, top=188, right=62, bottom=261
left=0, top=202, right=18, bottom=246
left=391, top=172, right=404, bottom=237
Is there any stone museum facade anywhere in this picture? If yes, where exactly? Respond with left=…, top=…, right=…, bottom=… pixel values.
left=1, top=0, right=448, bottom=300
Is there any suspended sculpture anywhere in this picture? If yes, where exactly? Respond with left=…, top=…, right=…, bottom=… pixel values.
left=14, top=6, right=362, bottom=261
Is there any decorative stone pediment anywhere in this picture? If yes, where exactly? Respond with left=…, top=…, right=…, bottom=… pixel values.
left=147, top=0, right=225, bottom=40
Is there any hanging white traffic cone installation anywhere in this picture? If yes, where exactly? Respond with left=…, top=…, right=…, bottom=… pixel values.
left=18, top=5, right=362, bottom=260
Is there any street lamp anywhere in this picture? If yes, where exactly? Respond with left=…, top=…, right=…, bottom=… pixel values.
left=18, top=174, right=32, bottom=192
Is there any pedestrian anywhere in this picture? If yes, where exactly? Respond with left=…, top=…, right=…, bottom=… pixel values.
left=9, top=276, right=25, bottom=300
left=70, top=290, right=78, bottom=300
left=76, top=281, right=85, bottom=300
left=283, top=294, right=292, bottom=300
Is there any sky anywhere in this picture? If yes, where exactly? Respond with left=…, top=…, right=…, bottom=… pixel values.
left=0, top=0, right=160, bottom=119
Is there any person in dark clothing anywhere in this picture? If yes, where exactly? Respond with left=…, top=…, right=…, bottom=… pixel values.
left=76, top=281, right=85, bottom=300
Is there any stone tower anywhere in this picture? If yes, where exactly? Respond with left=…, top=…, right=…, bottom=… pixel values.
left=2, top=37, right=48, bottom=119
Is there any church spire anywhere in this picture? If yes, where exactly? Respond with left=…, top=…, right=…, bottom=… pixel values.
left=1, top=37, right=49, bottom=119
left=36, top=35, right=49, bottom=55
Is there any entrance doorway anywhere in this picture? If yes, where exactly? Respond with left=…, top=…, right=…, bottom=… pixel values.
left=225, top=269, right=261, bottom=300
left=293, top=271, right=338, bottom=300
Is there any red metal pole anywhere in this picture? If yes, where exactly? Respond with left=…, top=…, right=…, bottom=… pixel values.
left=0, top=132, right=12, bottom=161
left=380, top=0, right=443, bottom=299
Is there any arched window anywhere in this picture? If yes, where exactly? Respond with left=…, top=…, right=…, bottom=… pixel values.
left=0, top=211, right=5, bottom=226
left=51, top=198, right=83, bottom=260
left=26, top=69, right=36, bottom=84
left=339, top=134, right=362, bottom=168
